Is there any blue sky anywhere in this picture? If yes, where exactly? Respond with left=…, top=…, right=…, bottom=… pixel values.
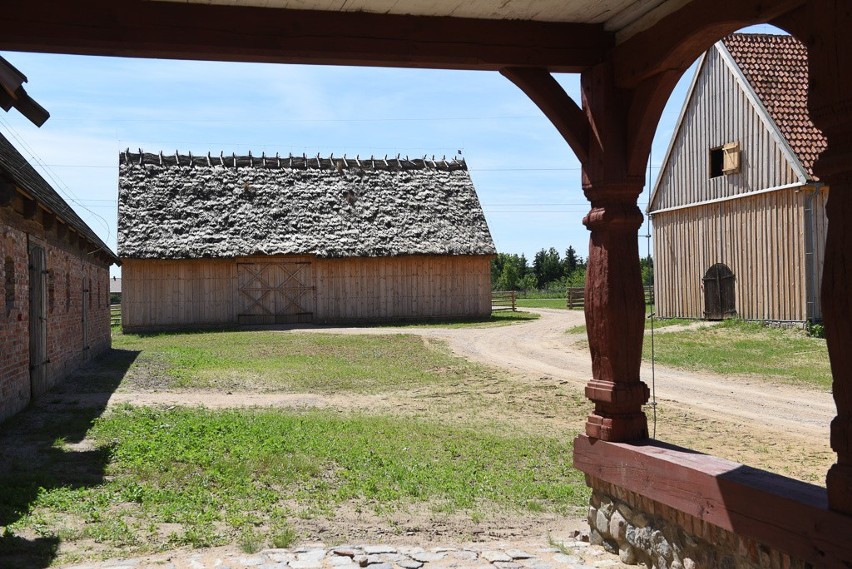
left=0, top=25, right=779, bottom=276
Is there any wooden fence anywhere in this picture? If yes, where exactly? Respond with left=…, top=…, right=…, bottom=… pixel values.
left=110, top=304, right=121, bottom=327
left=491, top=290, right=517, bottom=311
left=567, top=287, right=654, bottom=309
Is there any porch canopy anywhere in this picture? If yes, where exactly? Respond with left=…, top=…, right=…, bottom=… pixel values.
left=2, top=0, right=850, bottom=565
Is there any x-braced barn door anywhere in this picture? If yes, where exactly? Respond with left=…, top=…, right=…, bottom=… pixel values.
left=237, top=260, right=315, bottom=324
left=28, top=240, right=48, bottom=397
left=703, top=263, right=736, bottom=320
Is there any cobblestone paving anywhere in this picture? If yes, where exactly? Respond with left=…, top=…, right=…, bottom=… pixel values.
left=60, top=536, right=631, bottom=569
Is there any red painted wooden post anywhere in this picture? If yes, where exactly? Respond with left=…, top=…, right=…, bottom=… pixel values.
left=580, top=63, right=650, bottom=442
left=777, top=0, right=852, bottom=516
left=802, top=1, right=852, bottom=516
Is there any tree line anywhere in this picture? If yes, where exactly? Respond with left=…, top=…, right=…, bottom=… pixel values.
left=491, top=246, right=653, bottom=292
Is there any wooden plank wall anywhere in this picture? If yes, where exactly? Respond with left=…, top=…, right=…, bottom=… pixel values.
left=122, top=258, right=237, bottom=329
left=810, top=186, right=829, bottom=320
left=652, top=47, right=801, bottom=212
left=122, top=255, right=492, bottom=329
left=653, top=188, right=817, bottom=322
left=313, top=255, right=492, bottom=322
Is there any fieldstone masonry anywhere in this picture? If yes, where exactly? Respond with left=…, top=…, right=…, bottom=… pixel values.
left=586, top=479, right=812, bottom=569
left=60, top=538, right=633, bottom=569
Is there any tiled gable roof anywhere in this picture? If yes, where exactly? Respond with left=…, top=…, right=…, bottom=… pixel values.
left=118, top=151, right=496, bottom=259
left=722, top=33, right=827, bottom=179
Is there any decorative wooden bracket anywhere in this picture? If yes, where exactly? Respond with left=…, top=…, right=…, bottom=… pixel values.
left=500, top=66, right=592, bottom=164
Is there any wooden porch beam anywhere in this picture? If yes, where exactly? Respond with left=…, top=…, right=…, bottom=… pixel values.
left=612, top=0, right=806, bottom=88
left=500, top=67, right=591, bottom=163
left=0, top=0, right=611, bottom=73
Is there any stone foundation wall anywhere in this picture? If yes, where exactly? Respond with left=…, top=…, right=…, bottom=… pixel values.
left=587, top=477, right=813, bottom=569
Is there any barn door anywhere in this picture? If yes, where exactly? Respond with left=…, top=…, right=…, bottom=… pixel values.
left=28, top=241, right=48, bottom=397
left=237, top=260, right=314, bottom=324
left=703, top=263, right=736, bottom=320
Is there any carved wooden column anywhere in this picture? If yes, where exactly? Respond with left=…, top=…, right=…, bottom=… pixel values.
left=800, top=0, right=852, bottom=516
left=580, top=63, right=650, bottom=442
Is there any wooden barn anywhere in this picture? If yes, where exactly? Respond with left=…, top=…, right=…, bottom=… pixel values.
left=648, top=33, right=828, bottom=322
left=0, top=131, right=118, bottom=423
left=118, top=151, right=495, bottom=330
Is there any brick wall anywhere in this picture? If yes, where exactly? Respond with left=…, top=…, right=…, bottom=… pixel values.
left=0, top=210, right=113, bottom=423
left=0, top=224, right=30, bottom=421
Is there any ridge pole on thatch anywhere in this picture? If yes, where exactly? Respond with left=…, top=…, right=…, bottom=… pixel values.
left=248, top=150, right=253, bottom=168
left=188, top=151, right=193, bottom=167
left=206, top=152, right=212, bottom=167
left=355, top=154, right=361, bottom=168
left=232, top=152, right=237, bottom=169
left=261, top=152, right=266, bottom=168
left=220, top=151, right=225, bottom=167
left=138, top=148, right=144, bottom=165
left=174, top=150, right=179, bottom=166
left=303, top=152, right=307, bottom=168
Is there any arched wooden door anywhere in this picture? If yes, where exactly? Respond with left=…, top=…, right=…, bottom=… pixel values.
left=703, top=263, right=736, bottom=320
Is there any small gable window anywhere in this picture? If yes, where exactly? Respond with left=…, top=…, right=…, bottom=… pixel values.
left=710, top=142, right=741, bottom=178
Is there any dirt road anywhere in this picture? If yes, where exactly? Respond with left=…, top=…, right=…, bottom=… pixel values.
left=104, top=308, right=836, bottom=480
left=266, top=308, right=835, bottom=481
left=294, top=308, right=834, bottom=440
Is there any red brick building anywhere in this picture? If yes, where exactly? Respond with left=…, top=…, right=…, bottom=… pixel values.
left=0, top=131, right=118, bottom=423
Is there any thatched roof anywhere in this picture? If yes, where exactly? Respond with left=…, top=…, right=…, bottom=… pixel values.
left=118, top=151, right=495, bottom=259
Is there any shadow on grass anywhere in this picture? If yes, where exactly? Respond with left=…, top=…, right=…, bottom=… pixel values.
left=0, top=348, right=139, bottom=568
left=120, top=311, right=540, bottom=337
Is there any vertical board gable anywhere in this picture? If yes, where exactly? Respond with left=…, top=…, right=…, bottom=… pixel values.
left=649, top=46, right=803, bottom=213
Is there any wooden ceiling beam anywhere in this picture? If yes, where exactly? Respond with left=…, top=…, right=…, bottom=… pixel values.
left=612, top=0, right=806, bottom=88
left=0, top=0, right=611, bottom=72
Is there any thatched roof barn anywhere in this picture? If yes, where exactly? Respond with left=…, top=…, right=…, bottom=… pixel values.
left=118, top=151, right=495, bottom=329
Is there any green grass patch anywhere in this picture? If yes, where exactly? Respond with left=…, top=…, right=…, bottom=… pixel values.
left=644, top=319, right=831, bottom=389
left=515, top=298, right=568, bottom=310
left=567, top=317, right=691, bottom=335
left=113, top=331, right=485, bottom=393
left=0, top=407, right=587, bottom=556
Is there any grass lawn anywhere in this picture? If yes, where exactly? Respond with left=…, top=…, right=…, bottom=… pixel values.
left=112, top=331, right=481, bottom=393
left=0, top=328, right=588, bottom=566
left=0, top=407, right=584, bottom=559
left=566, top=317, right=690, bottom=335
left=644, top=319, right=831, bottom=389
left=515, top=298, right=571, bottom=310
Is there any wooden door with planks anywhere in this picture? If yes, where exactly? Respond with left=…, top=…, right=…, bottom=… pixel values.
left=237, top=260, right=315, bottom=324
left=702, top=263, right=736, bottom=320
left=28, top=240, right=48, bottom=397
